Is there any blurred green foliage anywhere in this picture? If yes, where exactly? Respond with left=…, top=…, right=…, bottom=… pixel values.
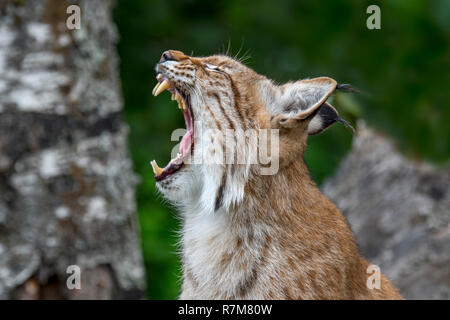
left=114, top=0, right=449, bottom=299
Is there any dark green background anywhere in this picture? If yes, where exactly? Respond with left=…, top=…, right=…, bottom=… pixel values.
left=113, top=0, right=450, bottom=299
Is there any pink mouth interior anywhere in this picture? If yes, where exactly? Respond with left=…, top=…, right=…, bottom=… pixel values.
left=154, top=73, right=194, bottom=181
left=180, top=110, right=193, bottom=156
left=153, top=75, right=194, bottom=181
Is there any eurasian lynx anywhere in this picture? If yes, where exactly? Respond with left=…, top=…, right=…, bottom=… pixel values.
left=150, top=50, right=402, bottom=300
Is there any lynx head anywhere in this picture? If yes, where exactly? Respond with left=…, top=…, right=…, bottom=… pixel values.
left=151, top=50, right=353, bottom=213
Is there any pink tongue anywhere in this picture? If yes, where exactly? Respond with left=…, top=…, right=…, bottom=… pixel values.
left=180, top=130, right=193, bottom=155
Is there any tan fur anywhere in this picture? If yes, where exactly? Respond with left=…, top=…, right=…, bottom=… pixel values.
left=154, top=50, right=403, bottom=300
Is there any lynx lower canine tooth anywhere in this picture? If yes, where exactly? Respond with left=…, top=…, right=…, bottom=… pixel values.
left=150, top=160, right=164, bottom=175
left=171, top=93, right=175, bottom=100
left=154, top=79, right=170, bottom=96
left=152, top=82, right=161, bottom=96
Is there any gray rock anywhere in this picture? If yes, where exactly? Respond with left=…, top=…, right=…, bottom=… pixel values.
left=323, top=122, right=450, bottom=300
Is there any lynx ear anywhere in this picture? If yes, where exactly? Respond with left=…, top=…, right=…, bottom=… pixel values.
left=271, top=77, right=337, bottom=129
left=307, top=102, right=355, bottom=135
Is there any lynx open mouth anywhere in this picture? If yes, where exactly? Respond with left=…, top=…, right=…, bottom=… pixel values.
left=150, top=74, right=194, bottom=181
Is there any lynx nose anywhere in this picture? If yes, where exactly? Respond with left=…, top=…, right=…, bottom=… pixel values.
left=160, top=50, right=175, bottom=63
left=159, top=50, right=188, bottom=63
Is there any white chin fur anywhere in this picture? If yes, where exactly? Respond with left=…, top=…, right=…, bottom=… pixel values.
left=156, top=162, right=250, bottom=215
left=156, top=140, right=252, bottom=215
left=155, top=165, right=201, bottom=204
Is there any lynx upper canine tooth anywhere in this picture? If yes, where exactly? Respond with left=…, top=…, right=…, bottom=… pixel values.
left=154, top=79, right=170, bottom=96
left=152, top=82, right=161, bottom=95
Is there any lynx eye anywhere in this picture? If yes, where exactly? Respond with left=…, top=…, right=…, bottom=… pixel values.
left=204, top=63, right=220, bottom=71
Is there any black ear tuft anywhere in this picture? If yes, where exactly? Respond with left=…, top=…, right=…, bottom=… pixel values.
left=307, top=102, right=355, bottom=135
left=335, top=116, right=355, bottom=134
left=336, top=83, right=360, bottom=93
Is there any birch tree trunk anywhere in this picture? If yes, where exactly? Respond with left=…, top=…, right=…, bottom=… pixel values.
left=0, top=0, right=145, bottom=299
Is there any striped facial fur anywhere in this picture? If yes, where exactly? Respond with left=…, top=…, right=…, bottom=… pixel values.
left=151, top=50, right=401, bottom=300
left=151, top=50, right=266, bottom=212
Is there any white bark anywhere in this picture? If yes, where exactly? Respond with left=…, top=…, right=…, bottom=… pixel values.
left=0, top=0, right=145, bottom=299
